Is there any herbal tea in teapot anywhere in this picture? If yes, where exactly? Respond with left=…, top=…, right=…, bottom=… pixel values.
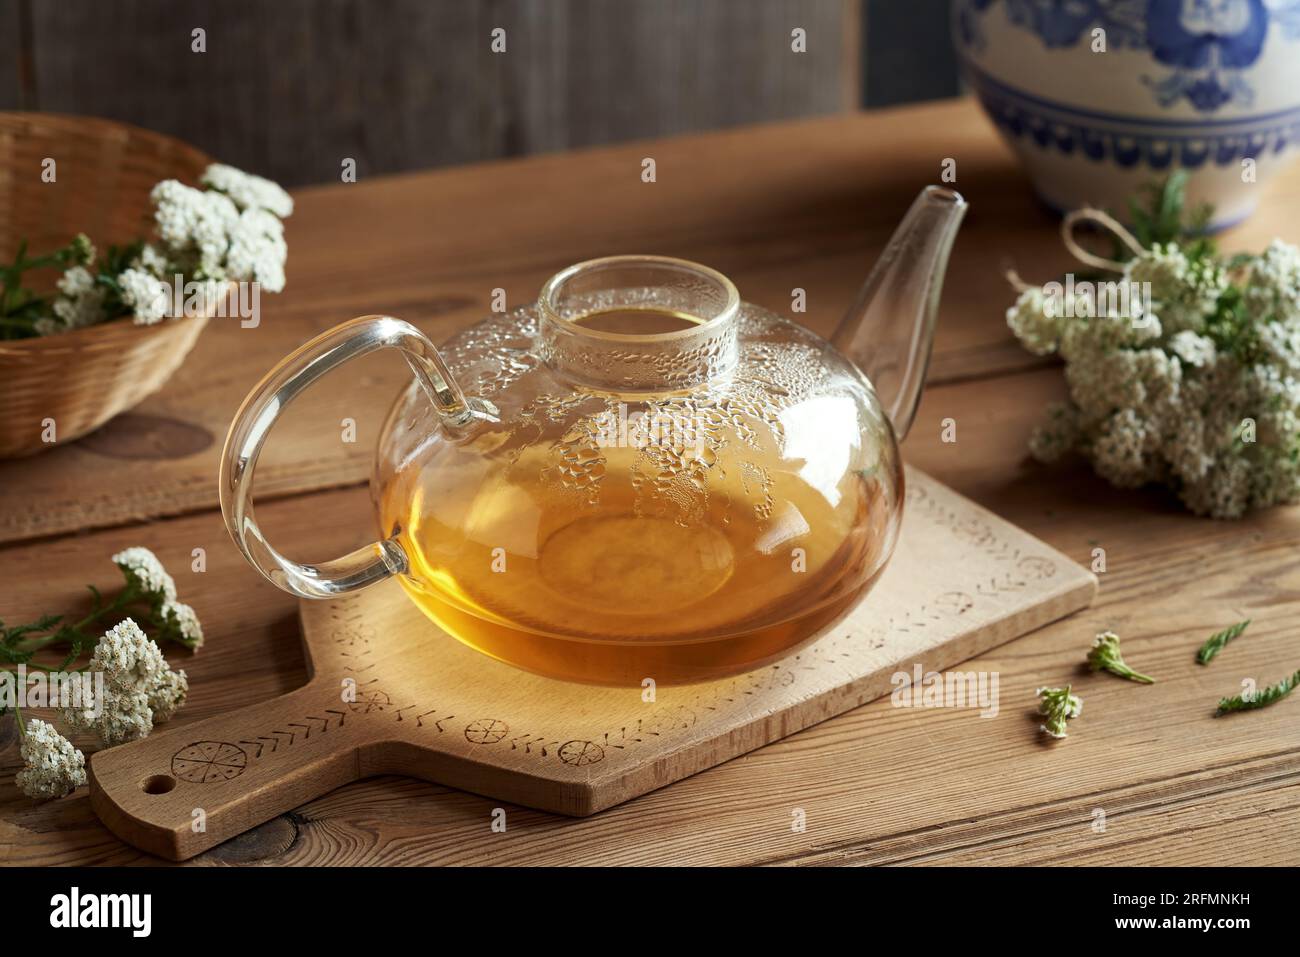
left=376, top=313, right=895, bottom=684
left=221, top=188, right=966, bottom=685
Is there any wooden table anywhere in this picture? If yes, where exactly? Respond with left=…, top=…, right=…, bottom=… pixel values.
left=3, top=97, right=1298, bottom=866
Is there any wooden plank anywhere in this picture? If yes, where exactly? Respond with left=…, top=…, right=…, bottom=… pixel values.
left=822, top=763, right=1300, bottom=866
left=3, top=367, right=1299, bottom=865
left=25, top=0, right=854, bottom=188
left=0, top=99, right=1107, bottom=543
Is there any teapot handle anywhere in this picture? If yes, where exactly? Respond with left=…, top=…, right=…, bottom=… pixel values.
left=219, top=315, right=473, bottom=599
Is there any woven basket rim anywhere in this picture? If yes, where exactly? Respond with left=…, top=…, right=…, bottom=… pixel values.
left=0, top=313, right=213, bottom=357
left=0, top=111, right=213, bottom=169
left=0, top=278, right=235, bottom=357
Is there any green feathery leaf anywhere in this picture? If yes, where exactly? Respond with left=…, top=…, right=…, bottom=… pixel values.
left=1197, top=620, right=1251, bottom=666
left=1216, top=667, right=1300, bottom=716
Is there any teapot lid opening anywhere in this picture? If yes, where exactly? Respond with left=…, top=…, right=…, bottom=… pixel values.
left=537, top=255, right=740, bottom=392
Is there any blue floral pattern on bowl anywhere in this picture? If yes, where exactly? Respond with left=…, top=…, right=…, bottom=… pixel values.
left=961, top=0, right=1300, bottom=110
left=954, top=0, right=1300, bottom=227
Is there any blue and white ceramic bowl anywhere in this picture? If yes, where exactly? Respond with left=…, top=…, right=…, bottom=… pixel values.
left=953, top=0, right=1300, bottom=229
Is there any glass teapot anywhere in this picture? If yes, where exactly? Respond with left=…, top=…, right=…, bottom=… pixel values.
left=220, top=186, right=966, bottom=685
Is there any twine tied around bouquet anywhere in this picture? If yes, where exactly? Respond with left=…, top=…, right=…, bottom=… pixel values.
left=1006, top=207, right=1148, bottom=293
left=1060, top=208, right=1147, bottom=273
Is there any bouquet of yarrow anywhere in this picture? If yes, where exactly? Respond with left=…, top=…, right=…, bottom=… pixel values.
left=1006, top=173, right=1300, bottom=519
left=0, top=163, right=292, bottom=339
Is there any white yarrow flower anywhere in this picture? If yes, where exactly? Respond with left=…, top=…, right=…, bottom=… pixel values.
left=149, top=169, right=290, bottom=299
left=14, top=164, right=287, bottom=338
left=161, top=599, right=204, bottom=650
left=52, top=265, right=106, bottom=329
left=1167, top=329, right=1217, bottom=367
left=148, top=669, right=189, bottom=723
left=16, top=719, right=87, bottom=800
left=1010, top=236, right=1300, bottom=518
left=151, top=179, right=240, bottom=277
left=133, top=243, right=170, bottom=277
left=118, top=267, right=172, bottom=325
left=1005, top=286, right=1060, bottom=356
left=84, top=618, right=168, bottom=690
left=73, top=688, right=155, bottom=746
left=64, top=617, right=189, bottom=745
left=225, top=208, right=287, bottom=292
left=52, top=293, right=105, bottom=328
left=57, top=265, right=95, bottom=298
left=201, top=163, right=294, bottom=217
left=112, top=547, right=177, bottom=604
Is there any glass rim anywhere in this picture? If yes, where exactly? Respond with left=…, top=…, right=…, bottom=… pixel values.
left=536, top=254, right=741, bottom=345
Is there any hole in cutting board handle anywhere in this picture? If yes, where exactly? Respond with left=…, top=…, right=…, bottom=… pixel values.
left=141, top=774, right=177, bottom=795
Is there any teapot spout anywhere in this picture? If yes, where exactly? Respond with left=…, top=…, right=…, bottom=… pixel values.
left=832, top=186, right=967, bottom=441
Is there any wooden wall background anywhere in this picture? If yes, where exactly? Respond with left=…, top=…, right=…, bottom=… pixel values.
left=0, top=0, right=959, bottom=187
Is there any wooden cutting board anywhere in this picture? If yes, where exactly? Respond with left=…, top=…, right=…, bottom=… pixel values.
left=88, top=466, right=1097, bottom=860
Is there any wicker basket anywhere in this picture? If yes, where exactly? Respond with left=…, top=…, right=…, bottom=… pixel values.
left=0, top=113, right=214, bottom=458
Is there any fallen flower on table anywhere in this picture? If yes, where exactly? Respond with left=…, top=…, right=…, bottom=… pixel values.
left=1196, top=619, right=1251, bottom=666
left=7, top=616, right=190, bottom=800
left=159, top=599, right=203, bottom=650
left=113, top=546, right=205, bottom=651
left=1036, top=685, right=1083, bottom=739
left=15, top=718, right=87, bottom=800
left=1, top=547, right=199, bottom=800
left=1087, top=630, right=1155, bottom=684
left=63, top=618, right=188, bottom=746
left=1215, top=667, right=1300, bottom=716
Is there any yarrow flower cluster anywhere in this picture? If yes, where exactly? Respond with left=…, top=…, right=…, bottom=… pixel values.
left=63, top=618, right=188, bottom=746
left=1008, top=218, right=1300, bottom=518
left=4, top=546, right=204, bottom=800
left=15, top=719, right=87, bottom=800
left=1035, top=685, right=1083, bottom=739
left=5, top=164, right=292, bottom=339
left=150, top=168, right=291, bottom=295
left=1086, top=630, right=1154, bottom=684
left=113, top=546, right=178, bottom=602
left=202, top=163, right=294, bottom=218
left=12, top=615, right=191, bottom=799
left=112, top=546, right=204, bottom=650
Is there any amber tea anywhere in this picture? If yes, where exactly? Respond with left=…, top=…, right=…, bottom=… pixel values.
left=382, top=435, right=896, bottom=685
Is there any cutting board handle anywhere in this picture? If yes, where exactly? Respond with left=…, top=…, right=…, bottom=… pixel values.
left=88, top=684, right=361, bottom=860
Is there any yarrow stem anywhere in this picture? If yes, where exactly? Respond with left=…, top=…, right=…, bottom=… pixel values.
left=0, top=547, right=202, bottom=688
left=7, top=585, right=138, bottom=659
